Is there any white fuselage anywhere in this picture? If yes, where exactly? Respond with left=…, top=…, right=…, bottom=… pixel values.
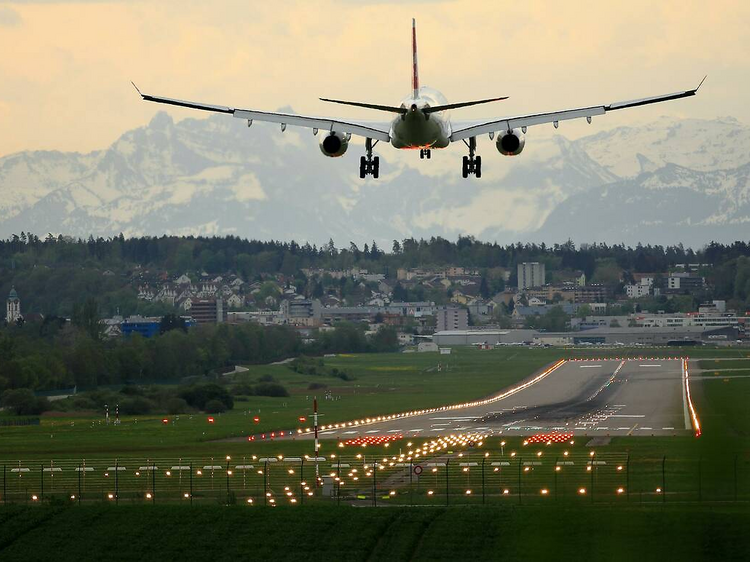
left=390, top=86, right=452, bottom=149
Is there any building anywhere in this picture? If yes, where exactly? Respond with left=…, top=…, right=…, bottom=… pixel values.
left=281, top=298, right=322, bottom=326
left=190, top=298, right=225, bottom=324
left=121, top=316, right=162, bottom=338
left=436, top=306, right=469, bottom=331
left=667, top=273, right=704, bottom=293
left=573, top=284, right=609, bottom=303
left=6, top=286, right=21, bottom=324
left=518, top=262, right=545, bottom=290
left=625, top=283, right=651, bottom=299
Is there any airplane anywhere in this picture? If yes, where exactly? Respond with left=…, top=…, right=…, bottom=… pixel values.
left=133, top=19, right=704, bottom=180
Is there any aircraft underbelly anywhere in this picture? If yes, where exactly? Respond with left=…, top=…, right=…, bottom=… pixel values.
left=390, top=116, right=450, bottom=149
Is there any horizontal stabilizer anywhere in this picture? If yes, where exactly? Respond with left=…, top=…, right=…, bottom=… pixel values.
left=423, top=96, right=509, bottom=114
left=320, top=98, right=407, bottom=114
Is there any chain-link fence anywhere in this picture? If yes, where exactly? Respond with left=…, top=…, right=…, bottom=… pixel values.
left=2, top=452, right=748, bottom=506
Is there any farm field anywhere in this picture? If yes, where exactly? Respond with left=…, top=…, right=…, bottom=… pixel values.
left=0, top=504, right=749, bottom=561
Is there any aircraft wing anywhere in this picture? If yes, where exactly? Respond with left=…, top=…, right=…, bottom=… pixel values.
left=133, top=84, right=391, bottom=142
left=449, top=78, right=705, bottom=142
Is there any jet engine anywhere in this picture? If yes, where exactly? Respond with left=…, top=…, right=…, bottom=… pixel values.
left=496, top=128, right=525, bottom=156
left=319, top=131, right=349, bottom=157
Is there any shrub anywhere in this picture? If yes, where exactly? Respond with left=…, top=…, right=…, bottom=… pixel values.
left=204, top=399, right=227, bottom=414
left=119, top=385, right=144, bottom=396
left=307, top=382, right=327, bottom=390
left=254, top=382, right=290, bottom=398
left=258, top=374, right=276, bottom=383
left=232, top=383, right=255, bottom=396
left=180, top=383, right=234, bottom=411
left=0, top=388, right=50, bottom=415
left=119, top=396, right=156, bottom=415
left=166, top=397, right=190, bottom=415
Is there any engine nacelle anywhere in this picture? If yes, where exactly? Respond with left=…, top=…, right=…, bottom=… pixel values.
left=496, top=128, right=525, bottom=156
left=319, top=131, right=349, bottom=157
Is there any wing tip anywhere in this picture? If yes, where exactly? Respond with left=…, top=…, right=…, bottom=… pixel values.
left=131, top=81, right=143, bottom=97
left=695, top=75, right=707, bottom=92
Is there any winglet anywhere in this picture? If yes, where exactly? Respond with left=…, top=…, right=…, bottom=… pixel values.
left=695, top=75, right=707, bottom=92
left=131, top=81, right=143, bottom=97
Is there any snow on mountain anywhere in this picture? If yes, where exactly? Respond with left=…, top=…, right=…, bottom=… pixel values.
left=575, top=116, right=750, bottom=177
left=0, top=112, right=748, bottom=247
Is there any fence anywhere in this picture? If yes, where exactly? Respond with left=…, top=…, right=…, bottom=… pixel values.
left=1, top=452, right=748, bottom=507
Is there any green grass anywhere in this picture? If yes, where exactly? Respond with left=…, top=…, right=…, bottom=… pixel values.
left=0, top=345, right=747, bottom=461
left=0, top=347, right=561, bottom=458
left=0, top=504, right=748, bottom=561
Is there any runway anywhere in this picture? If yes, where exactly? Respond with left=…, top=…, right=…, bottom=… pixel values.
left=315, top=359, right=691, bottom=439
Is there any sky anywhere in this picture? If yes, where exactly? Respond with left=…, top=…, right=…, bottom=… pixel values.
left=0, top=0, right=748, bottom=157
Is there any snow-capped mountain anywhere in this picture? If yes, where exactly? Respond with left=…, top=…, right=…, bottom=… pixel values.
left=0, top=112, right=748, bottom=247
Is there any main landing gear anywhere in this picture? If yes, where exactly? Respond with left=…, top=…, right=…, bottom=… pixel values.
left=360, top=138, right=380, bottom=179
left=461, top=137, right=481, bottom=178
left=419, top=149, right=431, bottom=159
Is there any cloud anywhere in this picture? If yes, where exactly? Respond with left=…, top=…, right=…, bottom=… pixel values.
left=0, top=6, right=21, bottom=26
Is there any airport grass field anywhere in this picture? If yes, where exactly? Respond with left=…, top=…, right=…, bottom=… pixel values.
left=2, top=346, right=750, bottom=560
left=1, top=346, right=749, bottom=461
left=1, top=504, right=749, bottom=561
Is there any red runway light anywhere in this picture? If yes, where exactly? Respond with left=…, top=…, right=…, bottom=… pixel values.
left=253, top=417, right=260, bottom=423
left=298, top=416, right=306, bottom=422
left=162, top=418, right=169, bottom=425
left=207, top=417, right=215, bottom=423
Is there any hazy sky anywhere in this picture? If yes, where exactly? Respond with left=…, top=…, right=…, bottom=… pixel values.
left=0, top=0, right=748, bottom=156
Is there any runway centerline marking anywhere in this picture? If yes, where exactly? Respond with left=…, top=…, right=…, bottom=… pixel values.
left=639, top=364, right=662, bottom=367
left=580, top=365, right=602, bottom=368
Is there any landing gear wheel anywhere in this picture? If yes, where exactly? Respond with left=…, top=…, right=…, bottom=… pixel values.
left=359, top=138, right=381, bottom=179
left=426, top=150, right=431, bottom=159
left=461, top=137, right=481, bottom=178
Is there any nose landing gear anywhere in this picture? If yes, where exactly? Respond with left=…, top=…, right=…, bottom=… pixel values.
left=359, top=138, right=380, bottom=179
left=461, top=137, right=481, bottom=178
left=419, top=149, right=432, bottom=159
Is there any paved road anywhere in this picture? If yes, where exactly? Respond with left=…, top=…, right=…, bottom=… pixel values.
left=314, top=359, right=690, bottom=439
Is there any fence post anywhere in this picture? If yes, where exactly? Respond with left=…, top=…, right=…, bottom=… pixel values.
left=300, top=458, right=305, bottom=506
left=226, top=459, right=230, bottom=505
left=190, top=462, right=193, bottom=506
left=373, top=461, right=377, bottom=507
left=336, top=460, right=341, bottom=506
left=661, top=456, right=666, bottom=504
left=626, top=454, right=630, bottom=503
left=115, top=459, right=119, bottom=505
left=3, top=465, right=5, bottom=505
left=264, top=461, right=268, bottom=506
left=518, top=457, right=522, bottom=505
left=40, top=464, right=44, bottom=501
left=445, top=459, right=450, bottom=507
left=554, top=456, right=558, bottom=501
left=481, top=457, right=486, bottom=505
left=152, top=463, right=156, bottom=504
left=698, top=455, right=702, bottom=502
left=78, top=463, right=82, bottom=505
left=590, top=457, right=595, bottom=504
left=734, top=454, right=738, bottom=503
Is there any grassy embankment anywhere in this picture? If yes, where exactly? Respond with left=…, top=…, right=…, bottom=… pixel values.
left=0, top=504, right=749, bottom=561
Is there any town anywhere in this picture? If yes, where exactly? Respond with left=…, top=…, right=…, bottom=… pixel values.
left=5, top=238, right=747, bottom=350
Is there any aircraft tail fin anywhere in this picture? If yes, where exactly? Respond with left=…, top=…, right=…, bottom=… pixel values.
left=412, top=18, right=419, bottom=99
